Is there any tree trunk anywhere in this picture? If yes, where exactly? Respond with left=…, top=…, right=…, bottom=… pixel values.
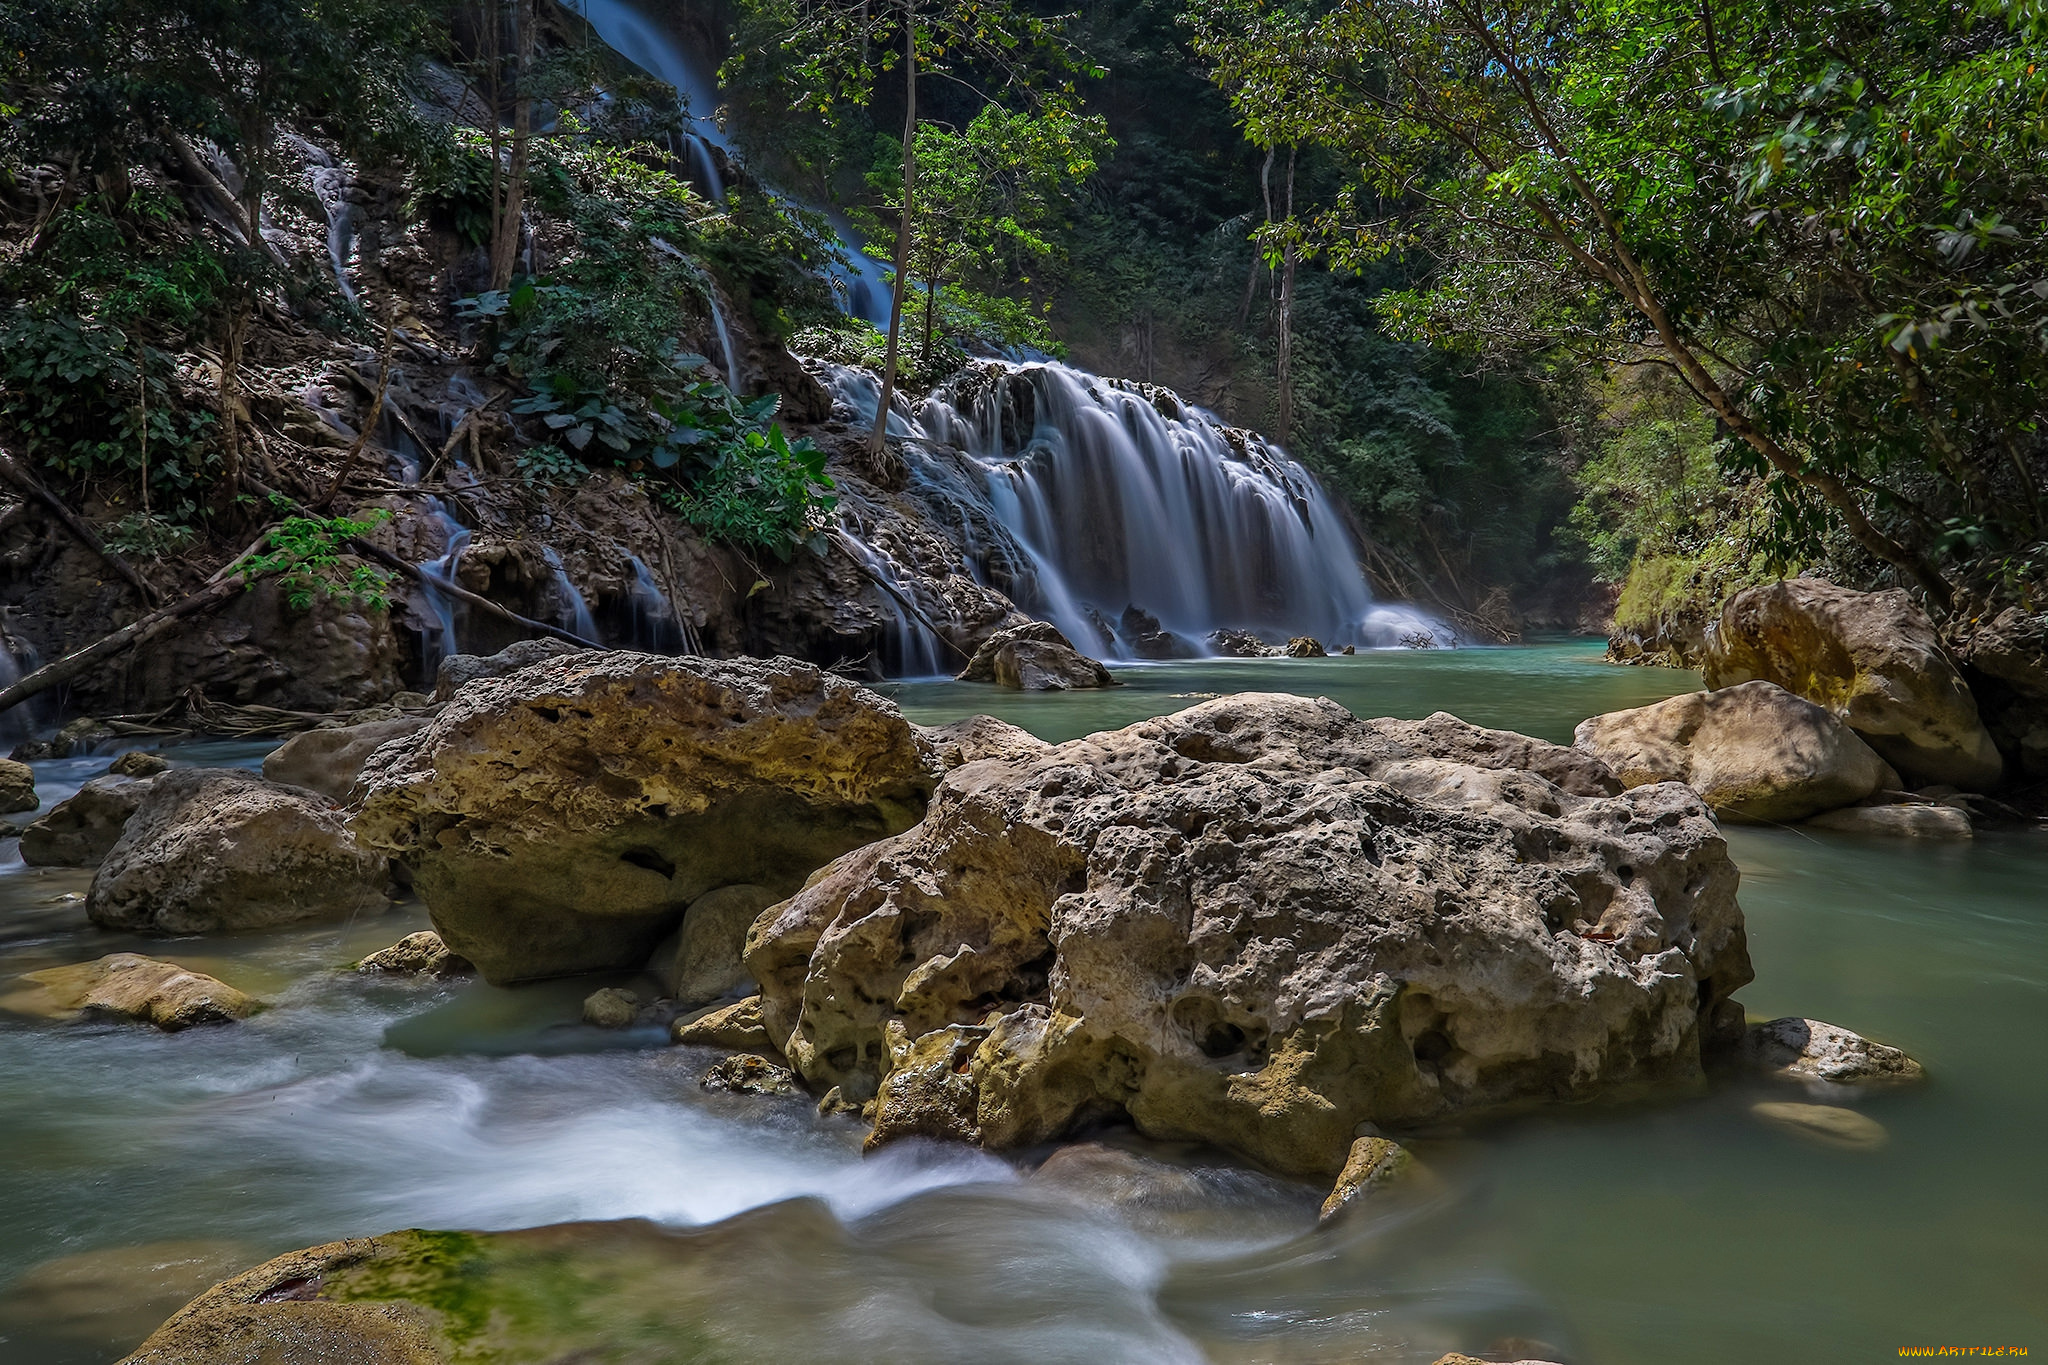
left=1276, top=147, right=1297, bottom=446
left=489, top=0, right=533, bottom=292
left=921, top=272, right=938, bottom=365
left=869, top=2, right=917, bottom=461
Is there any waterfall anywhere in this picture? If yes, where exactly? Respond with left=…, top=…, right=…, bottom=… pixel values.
left=414, top=508, right=473, bottom=672
left=567, top=0, right=894, bottom=329
left=542, top=547, right=601, bottom=642
left=625, top=555, right=698, bottom=654
left=835, top=360, right=1452, bottom=657
left=833, top=529, right=947, bottom=679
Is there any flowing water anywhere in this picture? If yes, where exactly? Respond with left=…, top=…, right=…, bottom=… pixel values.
left=1, top=645, right=2043, bottom=1363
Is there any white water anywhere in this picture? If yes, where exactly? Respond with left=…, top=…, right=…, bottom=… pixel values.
left=541, top=546, right=601, bottom=643
left=833, top=361, right=1450, bottom=658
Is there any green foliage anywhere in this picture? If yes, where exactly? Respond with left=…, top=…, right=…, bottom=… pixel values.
left=656, top=422, right=837, bottom=560
left=99, top=512, right=199, bottom=558
left=1188, top=0, right=2048, bottom=608
left=241, top=509, right=394, bottom=612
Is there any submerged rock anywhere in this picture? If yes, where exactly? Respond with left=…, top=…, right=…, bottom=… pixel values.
left=1804, top=803, right=1973, bottom=840
left=956, top=621, right=1116, bottom=691
left=1743, top=1017, right=1925, bottom=1086
left=1750, top=1100, right=1889, bottom=1150
left=1320, top=1135, right=1421, bottom=1222
left=582, top=987, right=640, bottom=1029
left=1705, top=579, right=2003, bottom=789
left=356, top=931, right=470, bottom=978
left=0, top=1239, right=257, bottom=1359
left=88, top=770, right=389, bottom=933
left=5, top=953, right=260, bottom=1030
left=353, top=653, right=938, bottom=984
left=749, top=692, right=1750, bottom=1176
left=19, top=774, right=153, bottom=868
left=263, top=715, right=431, bottom=803
left=1574, top=681, right=1895, bottom=822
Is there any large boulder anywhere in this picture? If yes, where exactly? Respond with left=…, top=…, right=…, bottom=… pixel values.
left=262, top=715, right=432, bottom=803
left=87, top=769, right=390, bottom=933
left=1573, top=681, right=1895, bottom=823
left=748, top=693, right=1750, bottom=1177
left=955, top=622, right=1116, bottom=691
left=353, top=653, right=939, bottom=984
left=19, top=774, right=153, bottom=867
left=1703, top=579, right=2003, bottom=788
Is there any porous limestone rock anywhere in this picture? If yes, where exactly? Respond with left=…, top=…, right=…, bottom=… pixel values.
left=748, top=692, right=1751, bottom=1176
left=1743, top=1017, right=1925, bottom=1085
left=1573, top=681, right=1895, bottom=822
left=956, top=622, right=1116, bottom=691
left=19, top=774, right=153, bottom=867
left=1386, top=711, right=1622, bottom=798
left=1750, top=1100, right=1889, bottom=1150
left=87, top=770, right=389, bottom=933
left=356, top=931, right=470, bottom=978
left=1319, top=1135, right=1420, bottom=1222
left=671, top=996, right=775, bottom=1053
left=1804, top=803, right=1973, bottom=840
left=5, top=954, right=259, bottom=1030
left=263, top=716, right=432, bottom=803
left=699, top=1053, right=798, bottom=1095
left=354, top=653, right=938, bottom=984
left=1285, top=636, right=1326, bottom=658
left=108, top=750, right=170, bottom=778
left=916, top=715, right=1051, bottom=769
left=581, top=988, right=640, bottom=1029
left=1207, top=629, right=1280, bottom=658
left=431, top=637, right=586, bottom=702
left=0, top=757, right=38, bottom=813
left=1704, top=579, right=2003, bottom=788
left=647, top=884, right=777, bottom=1006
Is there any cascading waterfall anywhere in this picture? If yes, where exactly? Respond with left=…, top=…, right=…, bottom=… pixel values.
left=625, top=555, right=697, bottom=654
left=542, top=547, right=601, bottom=642
left=836, top=360, right=1450, bottom=657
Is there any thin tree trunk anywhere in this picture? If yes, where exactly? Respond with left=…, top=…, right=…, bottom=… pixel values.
left=489, top=0, right=532, bottom=291
left=869, top=2, right=917, bottom=460
left=1276, top=147, right=1297, bottom=446
left=0, top=449, right=159, bottom=605
left=921, top=272, right=938, bottom=365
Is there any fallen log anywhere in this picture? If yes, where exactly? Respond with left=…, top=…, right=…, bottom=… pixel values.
left=0, top=448, right=161, bottom=605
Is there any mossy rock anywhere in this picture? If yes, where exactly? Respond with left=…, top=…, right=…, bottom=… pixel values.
left=119, top=1221, right=755, bottom=1363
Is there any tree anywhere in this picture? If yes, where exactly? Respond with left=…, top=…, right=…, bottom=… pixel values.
left=1188, top=0, right=2048, bottom=610
left=862, top=102, right=1109, bottom=364
left=727, top=0, right=1097, bottom=468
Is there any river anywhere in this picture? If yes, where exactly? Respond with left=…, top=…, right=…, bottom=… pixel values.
left=0, top=642, right=2042, bottom=1363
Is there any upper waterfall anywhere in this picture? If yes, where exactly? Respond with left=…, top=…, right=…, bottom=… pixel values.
left=829, top=361, right=1450, bottom=660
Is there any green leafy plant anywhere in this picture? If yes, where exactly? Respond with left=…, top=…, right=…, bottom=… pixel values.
left=241, top=510, right=394, bottom=611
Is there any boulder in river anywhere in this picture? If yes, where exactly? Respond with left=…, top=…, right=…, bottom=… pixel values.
left=1573, top=680, right=1895, bottom=822
left=1320, top=1135, right=1422, bottom=1222
left=1743, top=1017, right=1925, bottom=1086
left=19, top=774, right=154, bottom=868
left=671, top=995, right=775, bottom=1052
left=1285, top=636, right=1326, bottom=658
left=0, top=757, right=35, bottom=813
left=582, top=987, right=640, bottom=1029
left=1704, top=579, right=2003, bottom=789
left=108, top=750, right=171, bottom=778
left=353, top=653, right=939, bottom=984
left=4, top=953, right=259, bottom=1030
left=262, top=715, right=432, bottom=803
left=956, top=621, right=1117, bottom=691
left=88, top=770, right=390, bottom=933
left=748, top=692, right=1751, bottom=1176
left=1207, top=628, right=1280, bottom=657
left=356, top=931, right=470, bottom=977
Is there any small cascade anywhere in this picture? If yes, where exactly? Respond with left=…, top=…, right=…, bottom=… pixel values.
left=834, top=529, right=946, bottom=679
left=541, top=547, right=601, bottom=643
left=414, top=507, right=473, bottom=672
left=704, top=288, right=742, bottom=393
left=623, top=555, right=698, bottom=654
